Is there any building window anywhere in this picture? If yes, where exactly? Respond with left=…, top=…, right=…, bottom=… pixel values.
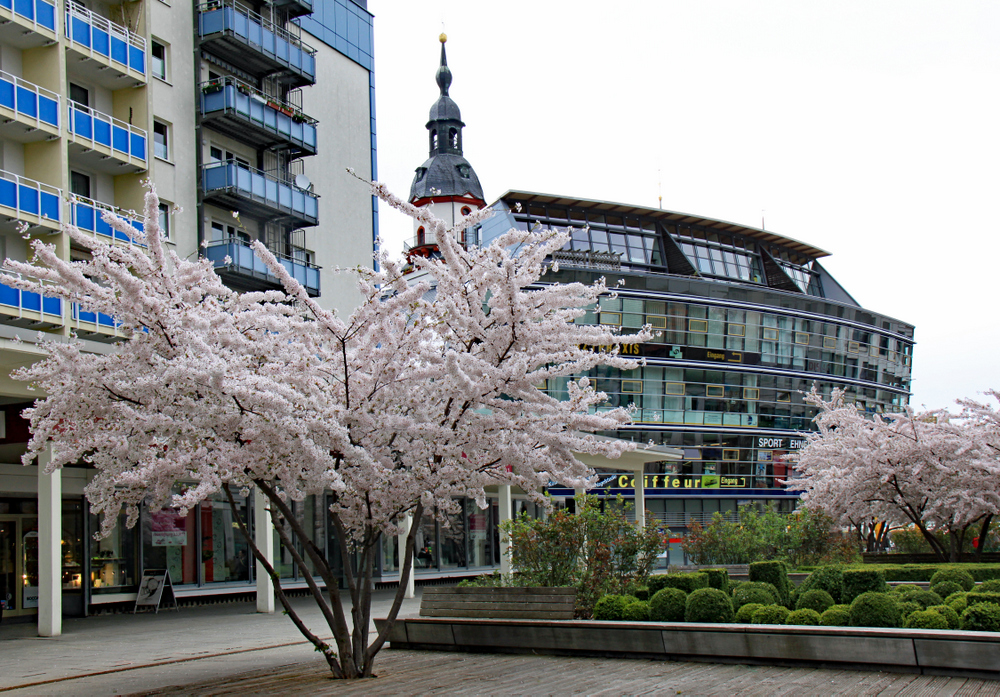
left=416, top=226, right=425, bottom=246
left=151, top=41, right=167, bottom=81
left=599, top=312, right=622, bottom=326
left=762, top=327, right=779, bottom=341
left=621, top=380, right=643, bottom=394
left=70, top=171, right=90, bottom=198
left=689, top=319, right=708, bottom=333
left=744, top=387, right=759, bottom=400
left=727, top=324, right=745, bottom=337
left=460, top=206, right=472, bottom=216
left=153, top=121, right=169, bottom=160
left=795, top=332, right=809, bottom=345
left=69, top=82, right=89, bottom=107
left=665, top=383, right=685, bottom=396
left=647, top=315, right=667, bottom=329
left=706, top=385, right=725, bottom=398
left=211, top=221, right=249, bottom=244
left=157, top=202, right=170, bottom=239
left=776, top=391, right=792, bottom=402
left=723, top=449, right=740, bottom=461
left=823, top=336, right=837, bottom=349
left=848, top=341, right=860, bottom=353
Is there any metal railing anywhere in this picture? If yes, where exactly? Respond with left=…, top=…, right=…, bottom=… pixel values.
left=64, top=1, right=146, bottom=75
left=201, top=161, right=318, bottom=223
left=66, top=100, right=147, bottom=163
left=205, top=237, right=320, bottom=294
left=199, top=77, right=317, bottom=151
left=0, top=169, right=61, bottom=223
left=68, top=194, right=145, bottom=245
left=0, top=0, right=57, bottom=34
left=0, top=69, right=59, bottom=128
left=0, top=270, right=62, bottom=319
left=71, top=302, right=119, bottom=330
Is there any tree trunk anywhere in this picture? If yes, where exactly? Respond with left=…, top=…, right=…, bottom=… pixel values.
left=975, top=514, right=993, bottom=560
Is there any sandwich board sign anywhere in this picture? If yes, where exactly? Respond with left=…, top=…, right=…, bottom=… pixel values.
left=134, top=569, right=178, bottom=614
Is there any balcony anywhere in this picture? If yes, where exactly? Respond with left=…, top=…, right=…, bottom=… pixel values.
left=64, top=2, right=146, bottom=89
left=0, top=0, right=57, bottom=48
left=269, top=0, right=312, bottom=19
left=66, top=100, right=147, bottom=173
left=206, top=237, right=320, bottom=296
left=69, top=194, right=145, bottom=246
left=0, top=70, right=59, bottom=142
left=199, top=78, right=316, bottom=157
left=197, top=0, right=316, bottom=88
left=0, top=169, right=60, bottom=233
left=71, top=302, right=121, bottom=341
left=201, top=161, right=318, bottom=228
left=0, top=272, right=62, bottom=328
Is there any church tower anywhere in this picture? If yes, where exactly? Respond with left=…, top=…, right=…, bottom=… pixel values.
left=408, top=34, right=486, bottom=259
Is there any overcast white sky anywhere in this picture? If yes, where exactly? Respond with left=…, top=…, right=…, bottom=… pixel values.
left=369, top=1, right=1000, bottom=412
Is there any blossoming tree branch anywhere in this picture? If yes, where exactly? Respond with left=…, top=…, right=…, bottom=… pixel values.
left=4, top=182, right=650, bottom=679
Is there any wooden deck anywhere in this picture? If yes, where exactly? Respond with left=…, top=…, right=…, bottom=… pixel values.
left=138, top=649, right=1000, bottom=696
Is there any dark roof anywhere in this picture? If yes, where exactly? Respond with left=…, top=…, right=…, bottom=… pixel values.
left=428, top=95, right=463, bottom=125
left=410, top=153, right=485, bottom=202
left=497, top=190, right=831, bottom=259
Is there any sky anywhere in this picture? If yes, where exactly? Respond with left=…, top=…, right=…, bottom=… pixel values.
left=369, top=1, right=1000, bottom=412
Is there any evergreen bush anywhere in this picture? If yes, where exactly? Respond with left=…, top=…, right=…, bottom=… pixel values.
left=649, top=587, right=687, bottom=622
left=842, top=569, right=888, bottom=603
left=794, top=566, right=844, bottom=605
left=732, top=582, right=780, bottom=611
left=929, top=581, right=963, bottom=600
left=904, top=609, right=949, bottom=629
left=750, top=605, right=790, bottom=624
left=649, top=572, right=708, bottom=595
left=900, top=589, right=944, bottom=609
left=622, top=599, right=651, bottom=622
left=634, top=587, right=650, bottom=601
left=929, top=604, right=960, bottom=630
left=593, top=594, right=632, bottom=620
left=948, top=593, right=969, bottom=614
left=735, top=602, right=766, bottom=624
left=785, top=608, right=822, bottom=625
left=729, top=580, right=745, bottom=595
left=819, top=606, right=851, bottom=626
left=749, top=560, right=792, bottom=606
left=891, top=584, right=921, bottom=594
left=929, top=568, right=975, bottom=591
left=685, top=587, right=734, bottom=623
left=895, top=601, right=922, bottom=622
left=702, top=568, right=730, bottom=595
left=979, top=579, right=1000, bottom=593
left=965, top=592, right=1000, bottom=608
left=849, top=591, right=901, bottom=628
left=795, top=589, right=835, bottom=614
left=960, top=602, right=1000, bottom=632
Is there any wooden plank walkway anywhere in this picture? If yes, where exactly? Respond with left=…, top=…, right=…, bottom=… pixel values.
left=136, top=650, right=1000, bottom=696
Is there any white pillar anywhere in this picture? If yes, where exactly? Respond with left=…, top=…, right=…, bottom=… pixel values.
left=254, top=489, right=274, bottom=613
left=634, top=471, right=646, bottom=530
left=498, top=485, right=512, bottom=576
left=397, top=513, right=414, bottom=599
left=38, top=446, right=61, bottom=637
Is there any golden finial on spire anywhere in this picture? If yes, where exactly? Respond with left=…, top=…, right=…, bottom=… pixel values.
left=439, top=32, right=447, bottom=43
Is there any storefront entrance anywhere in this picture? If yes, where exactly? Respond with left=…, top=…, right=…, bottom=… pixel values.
left=0, top=515, right=39, bottom=618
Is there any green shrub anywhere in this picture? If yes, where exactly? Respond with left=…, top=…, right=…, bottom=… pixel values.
left=702, top=568, right=731, bottom=595
left=929, top=581, right=963, bottom=600
left=929, top=605, right=960, bottom=630
left=891, top=584, right=921, bottom=594
left=979, top=579, right=1000, bottom=593
left=830, top=603, right=850, bottom=612
left=960, top=602, right=1000, bottom=632
left=750, top=605, right=790, bottom=624
left=593, top=594, right=632, bottom=620
left=896, top=601, right=922, bottom=622
left=948, top=594, right=969, bottom=614
left=819, top=607, right=851, bottom=626
left=749, top=561, right=792, bottom=606
left=795, top=589, right=835, bottom=614
left=834, top=563, right=1000, bottom=583
left=729, top=579, right=745, bottom=596
left=900, top=589, right=944, bottom=609
left=685, top=587, right=734, bottom=623
left=849, top=591, right=901, bottom=628
left=649, top=587, right=687, bottom=622
left=622, top=599, right=651, bottom=621
left=735, top=602, right=766, bottom=624
left=785, top=608, right=822, bottom=625
left=965, top=592, right=1000, bottom=608
left=649, top=572, right=709, bottom=595
left=842, top=569, right=888, bottom=603
left=929, top=568, right=976, bottom=592
left=732, top=581, right=780, bottom=611
left=904, top=609, right=949, bottom=630
left=795, top=566, right=844, bottom=605
left=634, top=587, right=650, bottom=601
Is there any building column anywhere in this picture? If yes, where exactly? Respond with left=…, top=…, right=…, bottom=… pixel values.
left=498, top=485, right=512, bottom=576
left=254, top=488, right=274, bottom=613
left=397, top=513, right=414, bottom=599
left=37, top=446, right=61, bottom=637
left=634, top=472, right=646, bottom=530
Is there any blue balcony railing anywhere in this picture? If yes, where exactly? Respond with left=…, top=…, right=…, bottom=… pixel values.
left=67, top=100, right=147, bottom=164
left=199, top=78, right=317, bottom=154
left=206, top=238, right=320, bottom=295
left=201, top=161, right=318, bottom=225
left=0, top=272, right=62, bottom=319
left=0, top=0, right=57, bottom=33
left=72, top=302, right=118, bottom=329
left=0, top=69, right=59, bottom=128
left=69, top=195, right=145, bottom=244
left=0, top=169, right=61, bottom=223
left=65, top=3, right=146, bottom=76
left=198, top=1, right=316, bottom=84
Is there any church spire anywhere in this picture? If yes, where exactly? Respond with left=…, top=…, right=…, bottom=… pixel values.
left=436, top=33, right=452, bottom=97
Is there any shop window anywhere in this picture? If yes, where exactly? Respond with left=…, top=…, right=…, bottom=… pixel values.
left=665, top=383, right=685, bottom=395
left=723, top=449, right=740, bottom=461
left=706, top=385, right=724, bottom=398
left=823, top=336, right=837, bottom=349
left=744, top=387, right=759, bottom=400
left=599, top=312, right=622, bottom=326
left=795, top=332, right=809, bottom=345
left=622, top=380, right=643, bottom=394
left=727, top=324, right=745, bottom=337
left=689, top=319, right=708, bottom=333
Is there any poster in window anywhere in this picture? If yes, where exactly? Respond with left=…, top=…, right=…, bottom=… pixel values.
left=151, top=509, right=187, bottom=546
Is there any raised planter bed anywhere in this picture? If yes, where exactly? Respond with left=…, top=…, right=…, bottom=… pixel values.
left=376, top=617, right=1000, bottom=679
left=419, top=586, right=576, bottom=620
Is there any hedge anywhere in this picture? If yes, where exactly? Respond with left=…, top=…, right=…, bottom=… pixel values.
left=930, top=568, right=976, bottom=591
left=622, top=599, right=651, bottom=622
left=929, top=581, right=963, bottom=600
left=847, top=563, right=1000, bottom=582
left=785, top=608, right=822, bottom=626
left=650, top=572, right=709, bottom=595
left=819, top=607, right=851, bottom=627
left=702, top=568, right=731, bottom=595
left=751, top=605, right=790, bottom=624
left=649, top=588, right=687, bottom=622
left=842, top=569, right=888, bottom=603
left=794, top=566, right=843, bottom=605
left=904, top=609, right=949, bottom=630
left=594, top=594, right=633, bottom=620
left=750, top=561, right=792, bottom=607
left=732, top=582, right=780, bottom=611
left=960, top=602, right=1000, bottom=632
left=735, top=602, right=767, bottom=624
left=685, top=587, right=734, bottom=623
left=899, top=589, right=944, bottom=609
left=965, top=592, right=1000, bottom=608
left=896, top=601, right=921, bottom=621
left=929, top=604, right=960, bottom=630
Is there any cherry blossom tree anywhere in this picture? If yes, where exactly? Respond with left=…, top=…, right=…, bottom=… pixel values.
left=4, top=182, right=650, bottom=678
left=794, top=388, right=1000, bottom=562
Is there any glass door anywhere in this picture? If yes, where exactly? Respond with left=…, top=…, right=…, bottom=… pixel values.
left=0, top=520, right=15, bottom=614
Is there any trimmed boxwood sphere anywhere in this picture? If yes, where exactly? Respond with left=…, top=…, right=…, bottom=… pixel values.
left=960, top=602, right=1000, bottom=632
left=904, top=609, right=949, bottom=630
left=649, top=588, right=687, bottom=622
left=751, top=605, right=790, bottom=625
left=649, top=572, right=709, bottom=595
left=849, top=591, right=901, bottom=628
left=593, top=594, right=632, bottom=620
left=819, top=607, right=851, bottom=626
left=896, top=601, right=922, bottom=623
left=685, top=587, right=734, bottom=623
left=735, top=602, right=766, bottom=624
left=900, top=589, right=944, bottom=609
left=979, top=580, right=1000, bottom=593
left=930, top=581, right=963, bottom=600
left=929, top=604, right=960, bottom=630
left=891, top=584, right=921, bottom=595
left=842, top=569, right=888, bottom=603
left=622, top=599, right=651, bottom=622
left=733, top=582, right=780, bottom=611
left=796, top=589, right=835, bottom=614
left=930, top=568, right=975, bottom=592
left=795, top=566, right=843, bottom=605
left=786, top=608, right=822, bottom=626
left=948, top=593, right=969, bottom=614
